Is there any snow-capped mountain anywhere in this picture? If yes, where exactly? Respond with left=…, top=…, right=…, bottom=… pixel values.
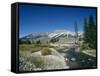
left=20, top=30, right=83, bottom=40
left=48, top=30, right=83, bottom=38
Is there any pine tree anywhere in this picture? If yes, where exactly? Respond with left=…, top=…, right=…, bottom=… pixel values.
left=74, top=21, right=78, bottom=44
left=83, top=17, right=89, bottom=43
left=36, top=40, right=41, bottom=44
left=83, top=16, right=96, bottom=49
left=88, top=15, right=96, bottom=49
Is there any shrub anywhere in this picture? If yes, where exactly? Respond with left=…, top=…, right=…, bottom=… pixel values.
left=80, top=43, right=90, bottom=51
left=30, top=47, right=42, bottom=53
left=19, top=39, right=31, bottom=44
left=50, top=38, right=59, bottom=43
left=41, top=48, right=52, bottom=55
left=19, top=44, right=30, bottom=51
left=36, top=40, right=41, bottom=44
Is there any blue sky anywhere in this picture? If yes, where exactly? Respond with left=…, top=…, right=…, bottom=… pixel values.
left=19, top=4, right=96, bottom=38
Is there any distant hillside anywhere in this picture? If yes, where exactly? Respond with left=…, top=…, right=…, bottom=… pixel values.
left=19, top=30, right=83, bottom=44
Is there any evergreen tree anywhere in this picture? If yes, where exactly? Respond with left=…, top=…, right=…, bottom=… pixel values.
left=36, top=40, right=41, bottom=44
left=88, top=15, right=96, bottom=49
left=83, top=17, right=89, bottom=43
left=83, top=16, right=96, bottom=49
left=50, top=38, right=59, bottom=43
left=74, top=21, right=78, bottom=44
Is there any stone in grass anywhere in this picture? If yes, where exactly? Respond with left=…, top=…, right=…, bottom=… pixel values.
left=71, top=58, right=76, bottom=61
left=81, top=60, right=85, bottom=62
left=31, top=51, right=42, bottom=57
left=65, top=58, right=69, bottom=61
left=88, top=58, right=92, bottom=61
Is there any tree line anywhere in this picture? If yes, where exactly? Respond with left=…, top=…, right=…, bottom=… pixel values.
left=19, top=38, right=59, bottom=44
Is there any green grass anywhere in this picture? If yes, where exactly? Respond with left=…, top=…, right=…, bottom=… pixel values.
left=79, top=43, right=96, bottom=57
left=19, top=44, right=54, bottom=53
left=80, top=43, right=93, bottom=51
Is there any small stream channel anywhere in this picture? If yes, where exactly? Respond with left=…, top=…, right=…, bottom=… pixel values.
left=57, top=47, right=97, bottom=69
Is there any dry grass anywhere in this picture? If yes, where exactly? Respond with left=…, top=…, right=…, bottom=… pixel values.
left=41, top=47, right=52, bottom=55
